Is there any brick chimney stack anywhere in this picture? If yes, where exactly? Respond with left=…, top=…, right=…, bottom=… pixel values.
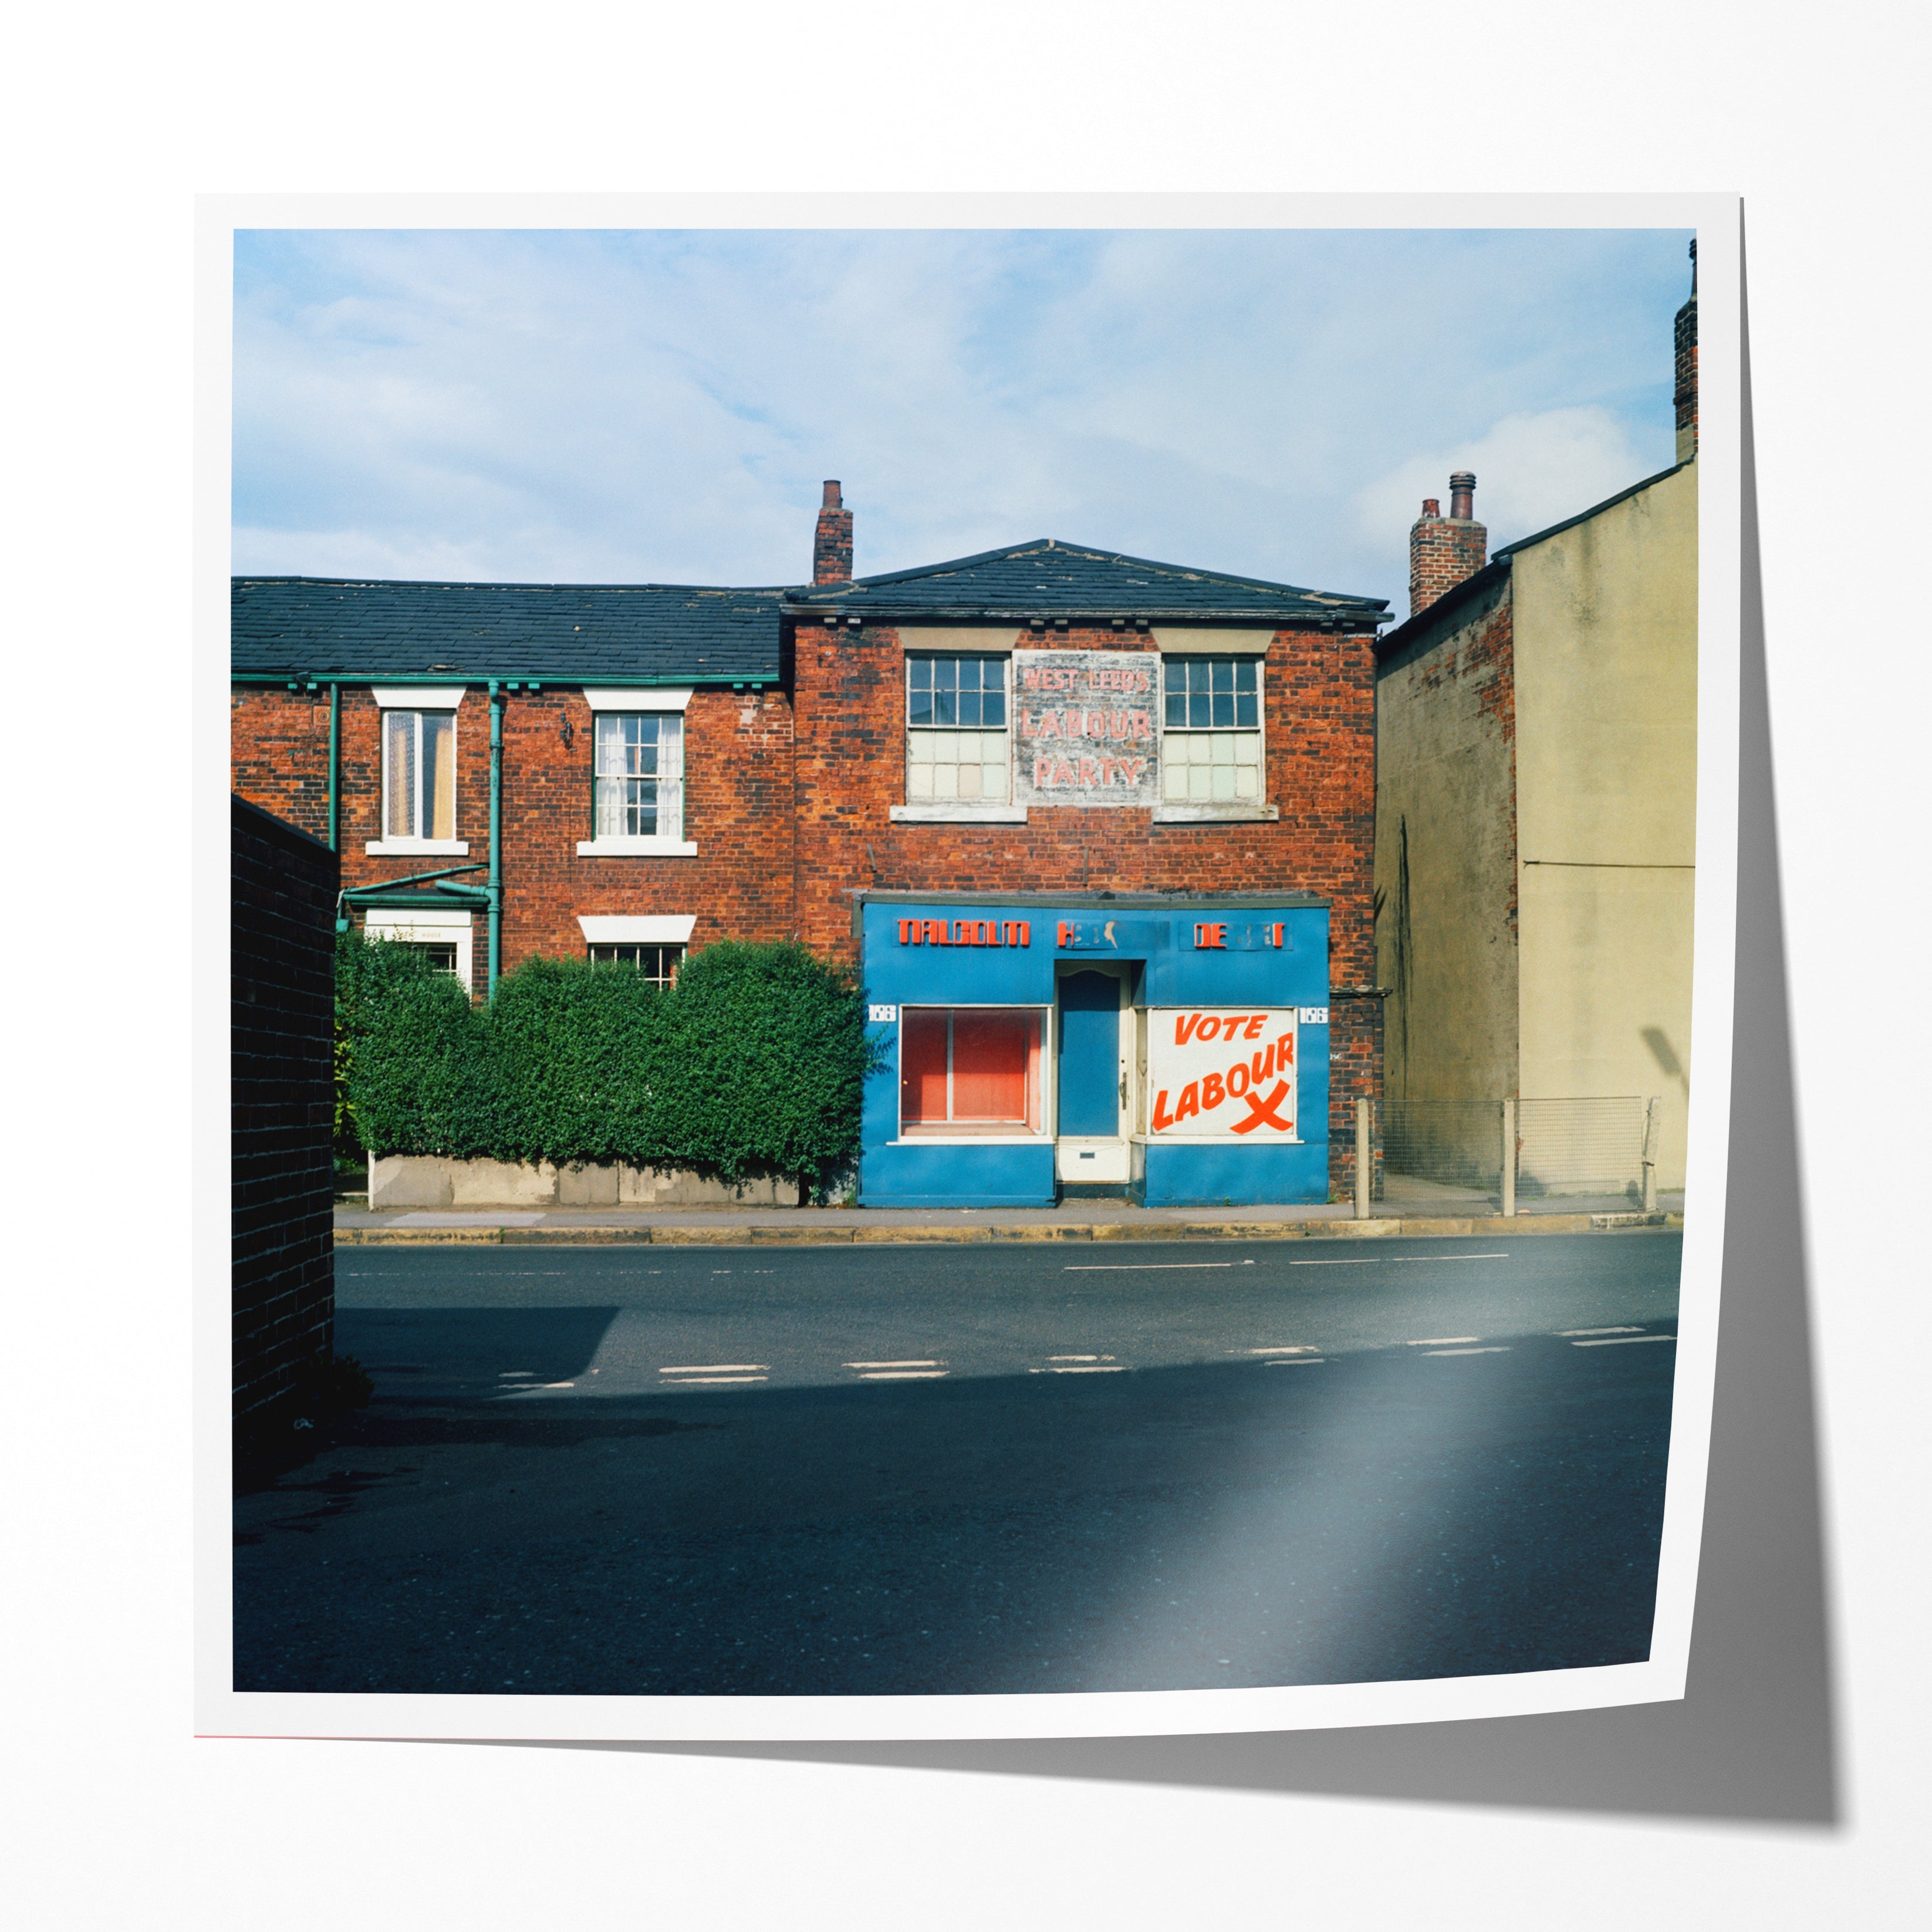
left=1674, top=239, right=1698, bottom=464
left=1409, top=472, right=1488, bottom=616
left=813, top=479, right=854, bottom=585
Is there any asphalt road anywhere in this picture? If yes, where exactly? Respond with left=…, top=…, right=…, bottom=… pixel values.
left=233, top=1232, right=1682, bottom=1697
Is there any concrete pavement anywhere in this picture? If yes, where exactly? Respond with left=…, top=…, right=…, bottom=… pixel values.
left=333, top=1178, right=1686, bottom=1247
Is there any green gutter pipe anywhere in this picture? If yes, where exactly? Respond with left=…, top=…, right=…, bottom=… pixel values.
left=488, top=680, right=503, bottom=1001
left=327, top=682, right=340, bottom=852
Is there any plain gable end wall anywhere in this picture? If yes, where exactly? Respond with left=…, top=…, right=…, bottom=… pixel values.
left=1510, top=461, right=1698, bottom=1187
left=1373, top=577, right=1521, bottom=1132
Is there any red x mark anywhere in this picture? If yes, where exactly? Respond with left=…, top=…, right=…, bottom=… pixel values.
left=1230, top=1079, right=1292, bottom=1134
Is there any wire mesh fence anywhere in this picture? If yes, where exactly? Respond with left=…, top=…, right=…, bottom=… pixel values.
left=1382, top=1099, right=1505, bottom=1189
left=1516, top=1096, right=1647, bottom=1197
left=1382, top=1095, right=1655, bottom=1201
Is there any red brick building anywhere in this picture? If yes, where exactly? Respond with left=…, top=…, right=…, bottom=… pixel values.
left=232, top=486, right=1390, bottom=1203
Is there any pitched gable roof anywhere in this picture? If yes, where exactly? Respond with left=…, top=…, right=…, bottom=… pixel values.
left=231, top=577, right=784, bottom=684
left=786, top=539, right=1388, bottom=629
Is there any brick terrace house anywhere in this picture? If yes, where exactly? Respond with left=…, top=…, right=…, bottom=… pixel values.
left=232, top=486, right=1390, bottom=1207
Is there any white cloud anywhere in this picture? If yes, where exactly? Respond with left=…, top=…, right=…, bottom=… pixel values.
left=1353, top=407, right=1652, bottom=558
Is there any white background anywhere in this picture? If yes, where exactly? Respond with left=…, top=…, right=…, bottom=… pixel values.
left=8, top=4, right=1925, bottom=1925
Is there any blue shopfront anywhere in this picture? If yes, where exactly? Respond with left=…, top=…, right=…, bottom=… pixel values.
left=856, top=894, right=1332, bottom=1208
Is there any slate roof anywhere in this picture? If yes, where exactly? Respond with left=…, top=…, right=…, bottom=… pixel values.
left=789, top=539, right=1388, bottom=629
left=231, top=577, right=785, bottom=684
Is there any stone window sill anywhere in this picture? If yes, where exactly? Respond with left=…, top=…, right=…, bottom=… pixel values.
left=889, top=803, right=1028, bottom=824
left=1150, top=802, right=1280, bottom=825
left=575, top=838, right=699, bottom=857
left=364, top=839, right=470, bottom=856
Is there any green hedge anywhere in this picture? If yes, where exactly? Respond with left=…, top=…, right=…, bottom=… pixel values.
left=336, top=931, right=873, bottom=1194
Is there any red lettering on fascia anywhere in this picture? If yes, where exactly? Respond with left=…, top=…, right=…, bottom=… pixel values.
left=927, top=920, right=948, bottom=946
left=1174, top=1013, right=1201, bottom=1045
left=1151, top=1089, right=1175, bottom=1131
left=899, top=920, right=913, bottom=945
left=1194, top=924, right=1227, bottom=950
left=1016, top=920, right=1030, bottom=947
left=1058, top=922, right=1073, bottom=947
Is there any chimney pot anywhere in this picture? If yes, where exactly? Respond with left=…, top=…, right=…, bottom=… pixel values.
left=1409, top=474, right=1488, bottom=617
left=822, top=479, right=842, bottom=508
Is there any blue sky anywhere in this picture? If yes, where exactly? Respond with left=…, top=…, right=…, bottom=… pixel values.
left=233, top=226, right=1693, bottom=614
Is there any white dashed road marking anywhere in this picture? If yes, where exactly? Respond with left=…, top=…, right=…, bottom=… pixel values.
left=1558, top=1326, right=1644, bottom=1337
left=660, top=1363, right=769, bottom=1385
left=1424, top=1347, right=1511, bottom=1357
left=1572, top=1335, right=1676, bottom=1347
left=846, top=1359, right=950, bottom=1380
left=1063, top=1262, right=1235, bottom=1272
left=1406, top=1336, right=1480, bottom=1346
left=1244, top=1346, right=1318, bottom=1356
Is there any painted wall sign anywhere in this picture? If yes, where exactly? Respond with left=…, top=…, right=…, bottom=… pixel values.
left=1146, top=1007, right=1298, bottom=1140
left=1011, top=650, right=1161, bottom=808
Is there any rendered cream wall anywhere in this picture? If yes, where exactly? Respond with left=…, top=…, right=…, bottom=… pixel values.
left=1510, top=461, right=1698, bottom=1187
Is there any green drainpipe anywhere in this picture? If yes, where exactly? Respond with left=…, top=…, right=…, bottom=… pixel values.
left=327, top=681, right=340, bottom=853
left=488, top=680, right=503, bottom=999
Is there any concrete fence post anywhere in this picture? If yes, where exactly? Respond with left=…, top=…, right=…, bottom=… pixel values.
left=1354, top=1097, right=1372, bottom=1220
left=1501, top=1097, right=1517, bottom=1219
left=1642, top=1096, right=1661, bottom=1214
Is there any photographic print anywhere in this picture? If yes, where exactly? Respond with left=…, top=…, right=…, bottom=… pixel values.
left=208, top=200, right=1737, bottom=1741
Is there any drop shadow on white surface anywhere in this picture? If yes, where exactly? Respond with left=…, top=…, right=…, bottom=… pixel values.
left=496, top=222, right=1840, bottom=1825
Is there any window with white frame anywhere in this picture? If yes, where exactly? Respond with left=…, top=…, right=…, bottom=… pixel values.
left=587, top=941, right=683, bottom=987
left=595, top=713, right=684, bottom=839
left=363, top=910, right=474, bottom=992
left=906, top=655, right=1009, bottom=803
left=576, top=689, right=695, bottom=855
left=1160, top=655, right=1262, bottom=804
left=382, top=708, right=458, bottom=840
left=367, top=687, right=468, bottom=854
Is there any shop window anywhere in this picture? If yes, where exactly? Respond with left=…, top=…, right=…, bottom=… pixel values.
left=1160, top=655, right=1262, bottom=803
left=587, top=941, right=683, bottom=988
left=899, top=1008, right=1043, bottom=1136
left=907, top=656, right=1009, bottom=802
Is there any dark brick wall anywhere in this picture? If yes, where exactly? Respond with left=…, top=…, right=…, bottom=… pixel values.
left=1674, top=277, right=1698, bottom=451
left=232, top=794, right=338, bottom=1421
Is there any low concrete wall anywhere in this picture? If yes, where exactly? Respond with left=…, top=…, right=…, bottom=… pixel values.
left=369, top=1154, right=801, bottom=1210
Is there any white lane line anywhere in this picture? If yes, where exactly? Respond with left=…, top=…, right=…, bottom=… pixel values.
left=859, top=1370, right=949, bottom=1381
left=1405, top=1336, right=1479, bottom=1346
left=1244, top=1346, right=1317, bottom=1355
left=1572, top=1335, right=1676, bottom=1347
left=1265, top=1356, right=1326, bottom=1366
left=1063, top=1262, right=1234, bottom=1272
left=1048, top=1354, right=1110, bottom=1362
left=658, top=1375, right=768, bottom=1386
left=1289, top=1258, right=1379, bottom=1267
left=1046, top=1364, right=1127, bottom=1374
left=844, top=1360, right=943, bottom=1369
left=660, top=1364, right=769, bottom=1374
left=1558, top=1326, right=1644, bottom=1336
left=497, top=1371, right=535, bottom=1379
left=1425, top=1347, right=1511, bottom=1357
left=1393, top=1252, right=1508, bottom=1262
